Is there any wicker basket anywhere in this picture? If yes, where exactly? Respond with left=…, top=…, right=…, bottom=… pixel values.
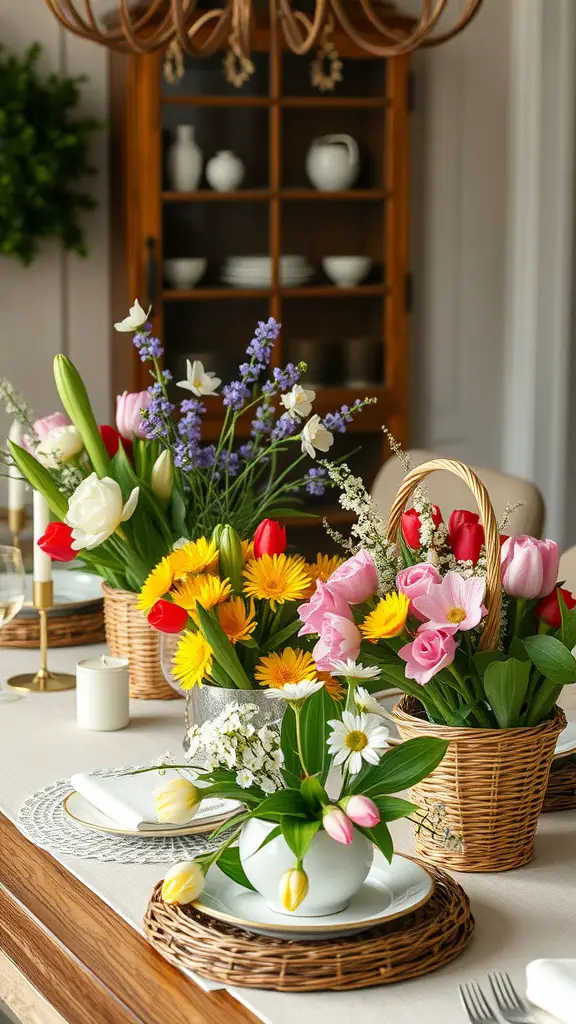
left=542, top=756, right=576, bottom=812
left=386, top=458, right=567, bottom=872
left=0, top=607, right=105, bottom=648
left=102, top=583, right=179, bottom=700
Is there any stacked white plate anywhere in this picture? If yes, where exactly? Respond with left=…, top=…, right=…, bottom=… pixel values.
left=221, top=255, right=314, bottom=288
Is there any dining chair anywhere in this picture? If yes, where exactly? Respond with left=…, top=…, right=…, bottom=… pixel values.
left=371, top=449, right=545, bottom=538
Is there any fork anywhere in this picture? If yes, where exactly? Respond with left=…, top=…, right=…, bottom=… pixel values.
left=489, top=972, right=537, bottom=1023
left=459, top=982, right=499, bottom=1023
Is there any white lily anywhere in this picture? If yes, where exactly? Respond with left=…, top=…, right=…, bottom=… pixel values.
left=265, top=679, right=324, bottom=702
left=301, top=415, right=334, bottom=459
left=280, top=384, right=316, bottom=420
left=177, top=359, right=221, bottom=397
left=114, top=299, right=150, bottom=333
left=330, top=659, right=381, bottom=681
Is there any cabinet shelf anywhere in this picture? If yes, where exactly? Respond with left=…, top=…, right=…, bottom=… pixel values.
left=161, top=95, right=389, bottom=109
left=163, top=285, right=388, bottom=301
left=161, top=189, right=390, bottom=203
left=163, top=288, right=271, bottom=300
left=162, top=190, right=272, bottom=202
left=281, top=284, right=388, bottom=298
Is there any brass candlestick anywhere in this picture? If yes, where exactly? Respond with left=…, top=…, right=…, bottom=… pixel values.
left=7, top=581, right=76, bottom=693
left=8, top=508, right=25, bottom=551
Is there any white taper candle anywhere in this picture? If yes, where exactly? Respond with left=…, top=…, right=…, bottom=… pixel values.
left=33, top=490, right=52, bottom=583
left=8, top=421, right=26, bottom=512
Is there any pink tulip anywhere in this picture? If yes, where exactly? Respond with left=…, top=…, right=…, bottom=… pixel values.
left=413, top=571, right=486, bottom=633
left=326, top=549, right=378, bottom=606
left=342, top=795, right=380, bottom=828
left=501, top=536, right=559, bottom=600
left=298, top=580, right=353, bottom=636
left=396, top=563, right=442, bottom=620
left=116, top=390, right=150, bottom=441
left=313, top=613, right=362, bottom=671
left=398, top=628, right=457, bottom=686
left=24, top=411, right=71, bottom=450
left=323, top=806, right=354, bottom=845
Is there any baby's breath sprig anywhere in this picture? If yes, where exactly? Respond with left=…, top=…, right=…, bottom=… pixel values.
left=499, top=501, right=524, bottom=533
left=0, top=378, right=36, bottom=434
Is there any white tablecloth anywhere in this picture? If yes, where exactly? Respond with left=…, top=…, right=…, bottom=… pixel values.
left=1, top=643, right=575, bottom=1024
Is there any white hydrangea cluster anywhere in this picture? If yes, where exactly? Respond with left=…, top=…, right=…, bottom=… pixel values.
left=186, top=702, right=284, bottom=794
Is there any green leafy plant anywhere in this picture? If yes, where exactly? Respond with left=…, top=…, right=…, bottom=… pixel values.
left=0, top=44, right=99, bottom=265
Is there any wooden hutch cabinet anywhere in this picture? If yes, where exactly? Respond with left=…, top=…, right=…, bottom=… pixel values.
left=109, top=9, right=412, bottom=552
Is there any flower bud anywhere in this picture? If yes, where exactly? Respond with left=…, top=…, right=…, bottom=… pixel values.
left=501, top=536, right=559, bottom=600
left=401, top=506, right=442, bottom=549
left=116, top=390, right=150, bottom=441
left=322, top=805, right=354, bottom=845
left=341, top=794, right=381, bottom=828
left=53, top=354, right=110, bottom=478
left=161, top=860, right=205, bottom=905
left=151, top=450, right=174, bottom=506
left=278, top=866, right=309, bottom=912
left=218, top=524, right=243, bottom=593
left=536, top=586, right=576, bottom=629
left=38, top=522, right=76, bottom=563
left=254, top=519, right=287, bottom=558
left=211, top=523, right=224, bottom=548
left=148, top=599, right=188, bottom=634
left=153, top=776, right=201, bottom=824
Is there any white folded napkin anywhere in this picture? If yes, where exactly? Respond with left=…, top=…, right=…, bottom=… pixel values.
left=70, top=769, right=238, bottom=832
left=527, top=959, right=576, bottom=1024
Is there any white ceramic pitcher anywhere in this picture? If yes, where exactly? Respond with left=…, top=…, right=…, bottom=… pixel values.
left=305, top=134, right=359, bottom=191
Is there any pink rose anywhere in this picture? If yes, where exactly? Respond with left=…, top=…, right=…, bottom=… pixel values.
left=298, top=580, right=353, bottom=636
left=24, top=411, right=71, bottom=450
left=501, top=536, right=559, bottom=600
left=116, top=390, right=150, bottom=441
left=313, top=613, right=362, bottom=672
left=326, top=549, right=378, bottom=606
left=396, top=563, right=442, bottom=620
left=398, top=628, right=457, bottom=686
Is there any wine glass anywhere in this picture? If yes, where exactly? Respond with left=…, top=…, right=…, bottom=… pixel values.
left=0, top=545, right=26, bottom=703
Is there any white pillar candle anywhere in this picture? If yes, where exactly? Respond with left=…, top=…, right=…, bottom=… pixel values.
left=33, top=490, right=52, bottom=583
left=8, top=421, right=26, bottom=512
left=76, top=656, right=130, bottom=731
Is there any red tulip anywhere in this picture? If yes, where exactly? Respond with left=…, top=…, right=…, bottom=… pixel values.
left=401, top=505, right=442, bottom=549
left=451, top=523, right=484, bottom=564
left=37, top=522, right=76, bottom=563
left=148, top=600, right=189, bottom=634
left=449, top=509, right=479, bottom=540
left=535, top=587, right=576, bottom=629
left=253, top=519, right=287, bottom=558
left=100, top=425, right=133, bottom=461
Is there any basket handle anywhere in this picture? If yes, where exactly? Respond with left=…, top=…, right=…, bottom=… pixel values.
left=385, top=458, right=501, bottom=651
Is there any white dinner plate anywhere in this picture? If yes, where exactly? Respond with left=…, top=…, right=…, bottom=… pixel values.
left=193, top=854, right=434, bottom=940
left=554, top=720, right=576, bottom=759
left=63, top=790, right=241, bottom=838
left=20, top=570, right=104, bottom=617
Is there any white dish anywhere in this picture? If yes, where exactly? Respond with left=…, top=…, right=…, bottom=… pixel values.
left=554, top=720, right=576, bottom=759
left=194, top=854, right=434, bottom=940
left=225, top=255, right=310, bottom=271
left=20, top=570, right=103, bottom=617
left=63, top=790, right=241, bottom=838
left=164, top=258, right=207, bottom=289
left=322, top=255, right=372, bottom=287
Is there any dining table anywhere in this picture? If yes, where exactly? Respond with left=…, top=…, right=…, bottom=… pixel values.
left=0, top=641, right=575, bottom=1024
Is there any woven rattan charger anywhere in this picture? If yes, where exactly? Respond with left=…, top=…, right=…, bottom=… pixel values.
left=0, top=607, right=104, bottom=648
left=387, top=459, right=566, bottom=873
left=144, top=864, right=473, bottom=991
left=542, top=755, right=576, bottom=812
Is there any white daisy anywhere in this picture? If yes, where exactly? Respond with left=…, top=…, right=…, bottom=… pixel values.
left=354, top=686, right=393, bottom=723
left=327, top=711, right=390, bottom=775
left=236, top=768, right=255, bottom=789
left=330, top=659, right=381, bottom=681
left=264, top=679, right=325, bottom=702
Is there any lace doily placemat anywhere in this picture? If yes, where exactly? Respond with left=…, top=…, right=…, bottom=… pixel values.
left=18, top=767, right=233, bottom=864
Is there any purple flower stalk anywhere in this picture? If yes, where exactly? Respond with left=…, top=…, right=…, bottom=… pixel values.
left=304, top=467, right=327, bottom=496
left=133, top=330, right=163, bottom=363
left=222, top=381, right=250, bottom=412
left=271, top=413, right=298, bottom=442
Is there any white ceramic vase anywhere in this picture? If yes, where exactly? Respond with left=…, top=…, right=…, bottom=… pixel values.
left=239, top=817, right=373, bottom=917
left=167, top=125, right=203, bottom=191
left=206, top=150, right=245, bottom=192
left=305, top=134, right=359, bottom=191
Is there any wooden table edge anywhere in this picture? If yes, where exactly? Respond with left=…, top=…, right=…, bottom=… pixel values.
left=0, top=812, right=259, bottom=1024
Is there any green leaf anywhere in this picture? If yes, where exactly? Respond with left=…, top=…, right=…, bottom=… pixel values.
left=372, top=795, right=420, bottom=822
left=196, top=605, right=253, bottom=690
left=8, top=441, right=68, bottom=518
left=352, top=737, right=449, bottom=797
left=208, top=811, right=250, bottom=839
left=280, top=707, right=301, bottom=784
left=523, top=634, right=576, bottom=684
left=196, top=781, right=260, bottom=804
left=300, top=776, right=328, bottom=813
left=357, top=821, right=393, bottom=862
left=473, top=651, right=507, bottom=677
left=248, top=824, right=282, bottom=856
left=252, top=790, right=309, bottom=819
left=559, top=593, right=576, bottom=652
left=263, top=619, right=303, bottom=651
left=215, top=847, right=256, bottom=891
left=299, top=687, right=334, bottom=784
left=281, top=818, right=321, bottom=860
left=483, top=658, right=531, bottom=727
left=509, top=637, right=531, bottom=661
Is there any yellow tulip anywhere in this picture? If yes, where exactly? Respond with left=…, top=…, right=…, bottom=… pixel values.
left=153, top=777, right=200, bottom=825
left=278, top=867, right=309, bottom=912
left=161, top=860, right=205, bottom=905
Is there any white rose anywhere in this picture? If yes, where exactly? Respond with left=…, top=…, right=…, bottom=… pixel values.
left=301, top=415, right=334, bottom=459
left=280, top=384, right=316, bottom=420
left=114, top=298, right=150, bottom=332
left=36, top=426, right=84, bottom=468
left=65, top=473, right=139, bottom=550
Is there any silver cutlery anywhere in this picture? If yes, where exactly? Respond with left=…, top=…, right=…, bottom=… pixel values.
left=489, top=972, right=537, bottom=1023
left=459, top=982, right=499, bottom=1023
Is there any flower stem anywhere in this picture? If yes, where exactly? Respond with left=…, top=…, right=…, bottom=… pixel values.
left=293, top=705, right=310, bottom=777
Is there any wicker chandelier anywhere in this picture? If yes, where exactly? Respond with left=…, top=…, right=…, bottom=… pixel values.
left=44, top=1, right=483, bottom=59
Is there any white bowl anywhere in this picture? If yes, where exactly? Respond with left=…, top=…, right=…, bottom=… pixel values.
left=322, top=256, right=372, bottom=288
left=164, top=258, right=207, bottom=289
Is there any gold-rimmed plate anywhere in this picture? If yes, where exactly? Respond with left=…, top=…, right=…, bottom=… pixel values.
left=63, top=791, right=240, bottom=838
left=193, top=855, right=435, bottom=940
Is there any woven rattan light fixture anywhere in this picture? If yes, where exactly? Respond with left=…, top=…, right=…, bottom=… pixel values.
left=44, top=0, right=483, bottom=58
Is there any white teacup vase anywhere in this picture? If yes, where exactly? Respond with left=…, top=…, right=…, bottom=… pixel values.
left=239, top=816, right=374, bottom=917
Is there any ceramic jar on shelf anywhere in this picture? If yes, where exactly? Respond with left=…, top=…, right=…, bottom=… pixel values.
left=166, top=125, right=203, bottom=191
left=206, top=150, right=245, bottom=192
left=306, top=134, right=359, bottom=191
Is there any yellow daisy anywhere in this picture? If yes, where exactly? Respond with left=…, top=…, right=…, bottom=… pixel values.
left=360, top=591, right=410, bottom=643
left=304, top=553, right=346, bottom=597
left=317, top=670, right=345, bottom=702
left=169, top=538, right=219, bottom=580
left=255, top=648, right=317, bottom=689
left=218, top=597, right=257, bottom=644
left=241, top=539, right=255, bottom=564
left=243, top=554, right=311, bottom=610
left=172, top=573, right=231, bottom=619
left=172, top=630, right=213, bottom=690
left=137, top=557, right=175, bottom=613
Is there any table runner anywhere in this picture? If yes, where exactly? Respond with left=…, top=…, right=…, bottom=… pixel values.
left=1, top=643, right=575, bottom=1024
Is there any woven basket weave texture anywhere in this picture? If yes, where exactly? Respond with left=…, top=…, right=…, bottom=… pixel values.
left=102, top=583, right=178, bottom=700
